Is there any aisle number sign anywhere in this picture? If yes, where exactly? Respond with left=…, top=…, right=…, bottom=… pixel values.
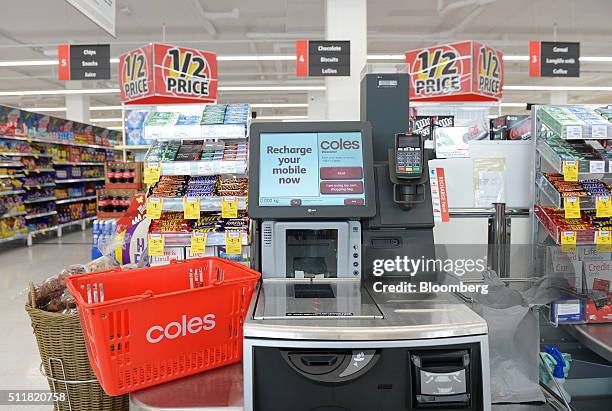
left=149, top=234, right=164, bottom=256
left=119, top=43, right=218, bottom=105
left=147, top=197, right=163, bottom=219
left=222, top=196, right=238, bottom=219
left=225, top=231, right=242, bottom=255
left=405, top=41, right=503, bottom=102
left=183, top=197, right=201, bottom=219
left=596, top=230, right=612, bottom=252
left=144, top=163, right=161, bottom=184
left=191, top=232, right=207, bottom=255
left=564, top=196, right=581, bottom=219
left=562, top=160, right=578, bottom=182
left=596, top=195, right=612, bottom=218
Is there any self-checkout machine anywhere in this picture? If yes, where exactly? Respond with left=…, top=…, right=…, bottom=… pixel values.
left=243, top=113, right=491, bottom=408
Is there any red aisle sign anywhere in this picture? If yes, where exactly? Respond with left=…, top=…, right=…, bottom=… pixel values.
left=405, top=41, right=503, bottom=102
left=119, top=43, right=218, bottom=105
left=58, top=44, right=70, bottom=81
left=296, top=40, right=309, bottom=77
left=529, top=41, right=541, bottom=77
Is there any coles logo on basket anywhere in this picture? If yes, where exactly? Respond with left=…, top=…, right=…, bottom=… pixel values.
left=146, top=314, right=216, bottom=344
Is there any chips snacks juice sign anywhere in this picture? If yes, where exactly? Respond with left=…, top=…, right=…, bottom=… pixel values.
left=119, top=43, right=218, bottom=105
left=405, top=41, right=503, bottom=102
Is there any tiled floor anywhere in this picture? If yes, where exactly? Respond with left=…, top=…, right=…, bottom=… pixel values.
left=0, top=229, right=92, bottom=410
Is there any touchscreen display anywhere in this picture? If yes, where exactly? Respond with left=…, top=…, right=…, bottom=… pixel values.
left=259, top=132, right=366, bottom=207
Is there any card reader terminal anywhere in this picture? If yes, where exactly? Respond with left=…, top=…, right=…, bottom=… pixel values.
left=395, top=132, right=424, bottom=179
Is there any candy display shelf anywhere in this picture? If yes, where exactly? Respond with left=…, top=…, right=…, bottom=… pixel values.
left=0, top=190, right=25, bottom=196
left=536, top=139, right=612, bottom=175
left=0, top=211, right=26, bottom=219
left=55, top=195, right=97, bottom=205
left=54, top=177, right=105, bottom=184
left=24, top=183, right=55, bottom=189
left=53, top=161, right=105, bottom=166
left=0, top=174, right=24, bottom=179
left=25, top=211, right=57, bottom=220
left=534, top=205, right=596, bottom=245
left=0, top=152, right=52, bottom=158
left=23, top=168, right=54, bottom=174
left=151, top=231, right=250, bottom=247
left=536, top=172, right=610, bottom=210
left=158, top=160, right=247, bottom=177
left=0, top=134, right=120, bottom=150
left=0, top=161, right=22, bottom=167
left=157, top=196, right=248, bottom=212
left=24, top=197, right=56, bottom=204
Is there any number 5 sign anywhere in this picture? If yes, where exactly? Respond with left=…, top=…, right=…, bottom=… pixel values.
left=405, top=41, right=503, bottom=102
left=119, top=43, right=218, bottom=105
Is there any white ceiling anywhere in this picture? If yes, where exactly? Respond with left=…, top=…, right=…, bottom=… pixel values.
left=1, top=0, right=612, bottom=125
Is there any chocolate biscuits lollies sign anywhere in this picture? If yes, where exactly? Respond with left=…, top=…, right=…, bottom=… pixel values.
left=119, top=43, right=218, bottom=104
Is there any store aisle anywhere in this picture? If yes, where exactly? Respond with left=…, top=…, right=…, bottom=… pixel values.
left=0, top=229, right=92, bottom=401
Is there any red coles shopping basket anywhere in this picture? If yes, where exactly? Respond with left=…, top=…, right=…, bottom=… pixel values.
left=65, top=257, right=260, bottom=396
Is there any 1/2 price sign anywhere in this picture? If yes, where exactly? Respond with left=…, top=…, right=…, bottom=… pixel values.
left=405, top=41, right=503, bottom=102
left=119, top=43, right=218, bottom=105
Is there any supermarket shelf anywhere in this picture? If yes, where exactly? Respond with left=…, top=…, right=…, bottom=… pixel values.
left=57, top=216, right=96, bottom=229
left=157, top=196, right=248, bottom=212
left=53, top=161, right=105, bottom=166
left=28, top=225, right=58, bottom=236
left=0, top=152, right=52, bottom=158
left=160, top=160, right=247, bottom=176
left=0, top=234, right=26, bottom=244
left=24, top=183, right=55, bottom=189
left=24, top=169, right=55, bottom=174
left=55, top=195, right=97, bottom=204
left=24, top=197, right=56, bottom=204
left=0, top=211, right=27, bottom=219
left=25, top=211, right=57, bottom=220
left=537, top=140, right=611, bottom=175
left=538, top=108, right=612, bottom=140
left=0, top=134, right=119, bottom=150
left=0, top=174, right=24, bottom=178
left=537, top=172, right=602, bottom=210
left=54, top=177, right=104, bottom=183
left=534, top=205, right=595, bottom=245
left=151, top=231, right=250, bottom=246
left=144, top=123, right=248, bottom=141
left=0, top=190, right=25, bottom=196
left=0, top=162, right=23, bottom=168
left=115, top=145, right=150, bottom=150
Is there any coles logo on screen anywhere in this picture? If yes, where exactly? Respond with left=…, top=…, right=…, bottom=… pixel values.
left=320, top=138, right=360, bottom=151
left=146, top=314, right=216, bottom=344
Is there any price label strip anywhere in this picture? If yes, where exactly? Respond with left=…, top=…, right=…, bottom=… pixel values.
left=184, top=197, right=201, bottom=219
left=596, top=230, right=612, bottom=253
left=222, top=196, right=238, bottom=219
left=596, top=195, right=612, bottom=218
left=562, top=160, right=578, bottom=182
left=147, top=197, right=163, bottom=219
left=564, top=196, right=581, bottom=219
left=191, top=232, right=207, bottom=255
left=225, top=231, right=242, bottom=255
left=144, top=162, right=161, bottom=184
left=560, top=230, right=577, bottom=253
left=149, top=233, right=165, bottom=256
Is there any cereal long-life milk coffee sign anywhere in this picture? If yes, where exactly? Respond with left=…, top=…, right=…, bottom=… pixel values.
left=405, top=41, right=503, bottom=102
left=119, top=43, right=218, bottom=105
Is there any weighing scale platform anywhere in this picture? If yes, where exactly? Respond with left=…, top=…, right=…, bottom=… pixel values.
left=246, top=281, right=487, bottom=340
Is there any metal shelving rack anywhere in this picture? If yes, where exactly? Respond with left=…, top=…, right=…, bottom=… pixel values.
left=531, top=104, right=612, bottom=371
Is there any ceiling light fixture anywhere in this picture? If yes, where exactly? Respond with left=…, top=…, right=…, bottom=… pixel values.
left=250, top=103, right=308, bottom=108
left=218, top=86, right=326, bottom=91
left=255, top=115, right=309, bottom=120
left=90, top=105, right=122, bottom=110
left=23, top=107, right=67, bottom=112
left=90, top=118, right=122, bottom=122
left=0, top=88, right=120, bottom=97
left=504, top=85, right=612, bottom=91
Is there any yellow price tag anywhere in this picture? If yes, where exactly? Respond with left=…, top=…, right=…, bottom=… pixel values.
left=562, top=160, right=578, bottom=182
left=596, top=195, right=612, bottom=218
left=144, top=162, right=161, bottom=184
left=596, top=230, right=612, bottom=252
left=225, top=231, right=242, bottom=255
left=191, top=232, right=207, bottom=255
left=149, top=234, right=164, bottom=256
left=146, top=197, right=163, bottom=219
left=221, top=196, right=238, bottom=219
left=560, top=230, right=577, bottom=253
left=183, top=197, right=201, bottom=219
left=564, top=196, right=581, bottom=219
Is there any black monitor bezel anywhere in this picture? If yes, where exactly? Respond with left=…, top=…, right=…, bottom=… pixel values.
left=248, top=121, right=376, bottom=219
